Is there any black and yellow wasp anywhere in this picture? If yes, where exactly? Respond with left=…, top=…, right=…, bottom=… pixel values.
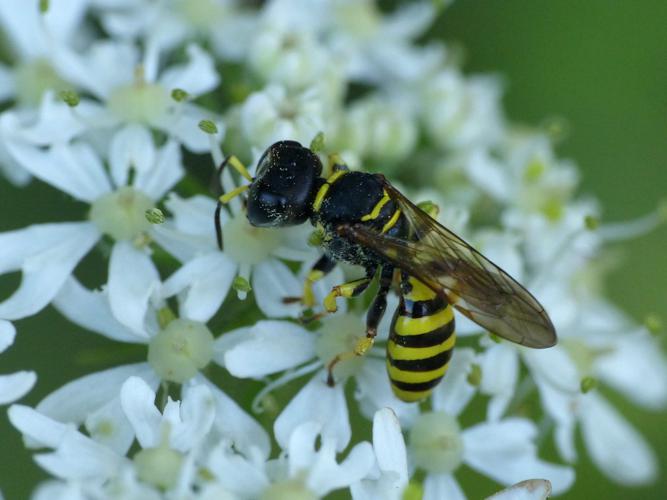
left=215, top=140, right=556, bottom=402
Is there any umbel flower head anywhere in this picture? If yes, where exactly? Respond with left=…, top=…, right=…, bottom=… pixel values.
left=1, top=1, right=665, bottom=499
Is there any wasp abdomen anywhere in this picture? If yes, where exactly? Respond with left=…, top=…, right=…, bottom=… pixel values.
left=387, top=275, right=456, bottom=402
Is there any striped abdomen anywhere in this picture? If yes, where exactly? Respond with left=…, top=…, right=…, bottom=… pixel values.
left=387, top=276, right=456, bottom=402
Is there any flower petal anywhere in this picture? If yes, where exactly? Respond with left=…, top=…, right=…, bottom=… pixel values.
left=0, top=319, right=15, bottom=352
left=423, top=474, right=465, bottom=500
left=480, top=343, right=518, bottom=421
left=120, top=376, right=162, bottom=449
left=372, top=408, right=408, bottom=485
left=595, top=332, right=667, bottom=409
left=1, top=92, right=88, bottom=145
left=135, top=139, right=184, bottom=200
left=2, top=138, right=112, bottom=202
left=463, top=418, right=574, bottom=494
left=109, top=124, right=156, bottom=188
left=9, top=404, right=72, bottom=448
left=158, top=45, right=220, bottom=97
left=160, top=252, right=235, bottom=323
left=580, top=393, right=658, bottom=485
left=275, top=372, right=350, bottom=452
left=171, top=382, right=216, bottom=451
left=355, top=358, right=420, bottom=427
left=85, top=397, right=134, bottom=456
left=223, top=320, right=315, bottom=377
left=309, top=438, right=375, bottom=496
left=34, top=430, right=124, bottom=480
left=0, top=222, right=99, bottom=319
left=108, top=242, right=160, bottom=336
left=431, top=347, right=476, bottom=417
left=0, top=371, right=37, bottom=405
left=53, top=278, right=142, bottom=343
left=193, top=375, right=271, bottom=459
left=37, top=363, right=158, bottom=426
left=158, top=105, right=219, bottom=153
left=253, top=259, right=303, bottom=318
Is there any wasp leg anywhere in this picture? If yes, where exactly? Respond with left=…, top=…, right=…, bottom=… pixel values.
left=326, top=265, right=393, bottom=386
left=323, top=266, right=377, bottom=313
left=299, top=254, right=337, bottom=308
left=213, top=155, right=254, bottom=250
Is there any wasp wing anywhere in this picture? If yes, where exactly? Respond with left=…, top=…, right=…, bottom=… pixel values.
left=339, top=178, right=556, bottom=348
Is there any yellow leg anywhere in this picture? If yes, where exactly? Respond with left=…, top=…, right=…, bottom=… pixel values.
left=326, top=265, right=392, bottom=386
left=323, top=277, right=372, bottom=313
left=302, top=269, right=324, bottom=308
left=219, top=184, right=249, bottom=204
left=326, top=336, right=375, bottom=386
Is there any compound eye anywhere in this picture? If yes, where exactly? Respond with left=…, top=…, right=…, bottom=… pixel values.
left=247, top=189, right=288, bottom=227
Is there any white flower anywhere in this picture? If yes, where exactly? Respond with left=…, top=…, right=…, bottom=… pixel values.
left=239, top=84, right=329, bottom=151
left=202, top=419, right=374, bottom=499
left=155, top=189, right=318, bottom=308
left=0, top=127, right=182, bottom=320
left=326, top=0, right=443, bottom=83
left=0, top=320, right=36, bottom=404
left=421, top=69, right=504, bottom=151
left=0, top=0, right=94, bottom=184
left=351, top=408, right=409, bottom=500
left=8, top=376, right=265, bottom=497
left=49, top=40, right=220, bottom=152
left=220, top=294, right=426, bottom=448
left=407, top=350, right=574, bottom=499
left=0, top=0, right=90, bottom=107
left=338, top=92, right=419, bottom=164
left=95, top=0, right=256, bottom=62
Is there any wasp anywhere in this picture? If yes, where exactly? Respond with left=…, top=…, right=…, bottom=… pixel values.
left=215, top=140, right=556, bottom=402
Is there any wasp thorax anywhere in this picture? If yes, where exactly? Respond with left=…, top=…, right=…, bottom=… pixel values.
left=315, top=314, right=366, bottom=381
left=147, top=319, right=214, bottom=383
left=409, top=412, right=464, bottom=474
left=89, top=186, right=154, bottom=241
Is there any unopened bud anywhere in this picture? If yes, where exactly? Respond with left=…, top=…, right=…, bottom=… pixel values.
left=198, top=120, right=218, bottom=135
left=171, top=88, right=189, bottom=102
left=467, top=363, right=482, bottom=386
left=232, top=276, right=252, bottom=294
left=145, top=208, right=165, bottom=225
left=309, top=131, right=325, bottom=153
left=59, top=90, right=80, bottom=107
left=580, top=376, right=598, bottom=394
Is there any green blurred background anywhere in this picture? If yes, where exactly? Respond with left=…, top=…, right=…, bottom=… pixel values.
left=1, top=1, right=666, bottom=498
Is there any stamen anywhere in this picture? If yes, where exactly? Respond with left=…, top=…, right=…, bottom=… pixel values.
left=251, top=361, right=322, bottom=413
left=598, top=207, right=665, bottom=241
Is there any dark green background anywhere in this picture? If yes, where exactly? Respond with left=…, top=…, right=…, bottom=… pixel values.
left=1, top=1, right=666, bottom=498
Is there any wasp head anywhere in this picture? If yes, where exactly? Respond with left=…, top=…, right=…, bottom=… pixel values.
left=246, top=140, right=323, bottom=227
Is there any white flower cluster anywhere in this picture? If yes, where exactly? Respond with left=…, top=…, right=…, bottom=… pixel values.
left=0, top=1, right=665, bottom=499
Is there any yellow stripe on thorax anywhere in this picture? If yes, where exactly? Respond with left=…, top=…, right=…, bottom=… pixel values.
left=313, top=170, right=347, bottom=212
left=361, top=190, right=390, bottom=221
left=394, top=305, right=453, bottom=336
left=381, top=209, right=401, bottom=233
left=387, top=362, right=449, bottom=384
left=405, top=277, right=438, bottom=301
left=388, top=333, right=456, bottom=360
